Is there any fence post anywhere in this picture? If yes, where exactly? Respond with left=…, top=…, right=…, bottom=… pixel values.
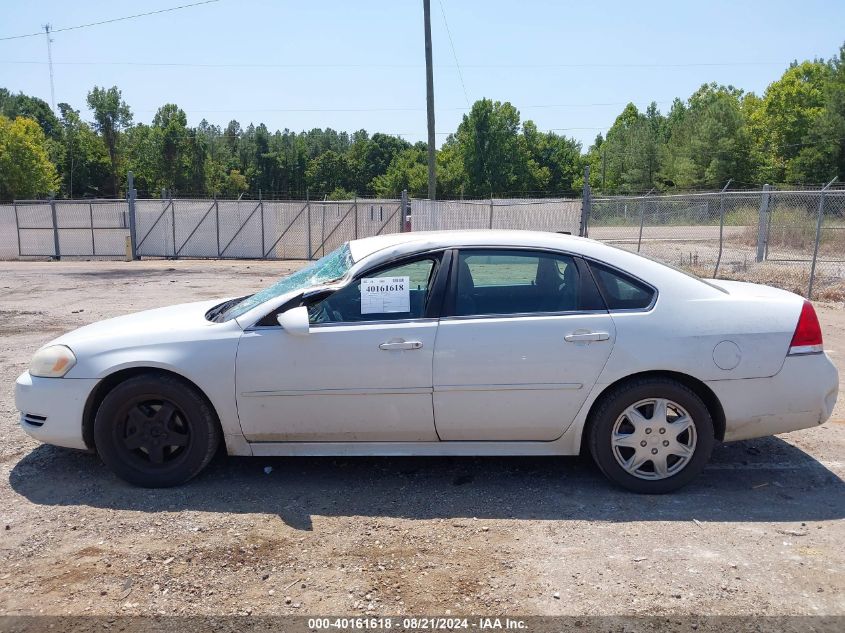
left=49, top=197, right=60, bottom=260
left=89, top=201, right=96, bottom=256
left=756, top=184, right=771, bottom=262
left=489, top=198, right=494, bottom=229
left=259, top=191, right=265, bottom=259
left=637, top=188, right=654, bottom=252
left=580, top=165, right=591, bottom=237
left=170, top=192, right=176, bottom=259
left=306, top=190, right=312, bottom=260
left=637, top=203, right=645, bottom=252
left=808, top=177, right=837, bottom=299
left=320, top=201, right=326, bottom=257
left=215, top=194, right=220, bottom=257
left=354, top=196, right=359, bottom=239
left=713, top=179, right=732, bottom=278
left=126, top=171, right=138, bottom=259
left=400, top=189, right=408, bottom=233
left=13, top=202, right=21, bottom=257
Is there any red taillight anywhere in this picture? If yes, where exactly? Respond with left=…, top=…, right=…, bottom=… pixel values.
left=789, top=300, right=823, bottom=355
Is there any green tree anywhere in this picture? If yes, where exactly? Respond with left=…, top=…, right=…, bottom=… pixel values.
left=450, top=98, right=545, bottom=196
left=372, top=146, right=429, bottom=197
left=223, top=120, right=241, bottom=159
left=0, top=115, right=60, bottom=200
left=86, top=86, right=132, bottom=195
left=660, top=85, right=753, bottom=189
left=217, top=168, right=248, bottom=196
left=749, top=61, right=832, bottom=182
left=522, top=121, right=583, bottom=194
left=434, top=140, right=465, bottom=198
left=0, top=89, right=61, bottom=139
left=185, top=128, right=208, bottom=193
left=124, top=124, right=161, bottom=196
left=152, top=103, right=189, bottom=191
left=275, top=130, right=309, bottom=198
left=788, top=45, right=845, bottom=182
left=57, top=103, right=111, bottom=197
left=588, top=102, right=665, bottom=193
left=306, top=150, right=354, bottom=196
left=349, top=131, right=411, bottom=192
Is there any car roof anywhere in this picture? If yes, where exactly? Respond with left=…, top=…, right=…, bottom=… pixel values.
left=348, top=229, right=586, bottom=261
left=347, top=229, right=724, bottom=300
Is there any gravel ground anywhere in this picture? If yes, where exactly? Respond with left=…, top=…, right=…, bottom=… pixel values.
left=0, top=260, right=843, bottom=617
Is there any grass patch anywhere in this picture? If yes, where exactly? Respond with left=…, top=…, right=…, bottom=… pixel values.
left=724, top=206, right=845, bottom=256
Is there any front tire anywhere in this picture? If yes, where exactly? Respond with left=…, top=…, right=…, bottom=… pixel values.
left=93, top=374, right=220, bottom=487
left=588, top=378, right=714, bottom=493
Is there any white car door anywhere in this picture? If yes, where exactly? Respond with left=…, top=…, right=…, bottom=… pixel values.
left=236, top=253, right=447, bottom=442
left=433, top=248, right=620, bottom=441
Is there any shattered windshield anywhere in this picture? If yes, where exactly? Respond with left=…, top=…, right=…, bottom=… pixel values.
left=220, top=243, right=355, bottom=321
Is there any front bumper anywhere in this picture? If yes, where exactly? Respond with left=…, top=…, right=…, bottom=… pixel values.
left=708, top=353, right=839, bottom=442
left=15, top=371, right=99, bottom=450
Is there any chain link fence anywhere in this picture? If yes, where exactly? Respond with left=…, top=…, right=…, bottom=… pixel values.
left=2, top=197, right=405, bottom=261
left=590, top=187, right=845, bottom=300
left=411, top=198, right=581, bottom=233
left=2, top=184, right=843, bottom=300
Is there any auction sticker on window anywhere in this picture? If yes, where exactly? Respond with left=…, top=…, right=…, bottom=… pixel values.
left=361, top=276, right=410, bottom=314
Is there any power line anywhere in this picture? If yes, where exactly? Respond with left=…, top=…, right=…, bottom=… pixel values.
left=437, top=0, right=470, bottom=107
left=0, top=0, right=220, bottom=41
left=0, top=59, right=786, bottom=69
left=125, top=101, right=672, bottom=114
left=462, top=62, right=786, bottom=68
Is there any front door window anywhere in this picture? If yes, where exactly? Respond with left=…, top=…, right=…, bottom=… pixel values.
left=309, top=258, right=437, bottom=323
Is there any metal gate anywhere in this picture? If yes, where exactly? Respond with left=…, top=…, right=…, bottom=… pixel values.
left=13, top=200, right=130, bottom=258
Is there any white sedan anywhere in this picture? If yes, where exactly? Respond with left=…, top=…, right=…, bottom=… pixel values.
left=15, top=230, right=839, bottom=492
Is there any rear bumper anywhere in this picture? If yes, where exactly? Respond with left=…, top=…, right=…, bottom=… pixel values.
left=15, top=371, right=98, bottom=451
left=707, top=353, right=839, bottom=442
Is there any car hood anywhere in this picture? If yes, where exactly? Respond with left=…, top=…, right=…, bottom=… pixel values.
left=47, top=298, right=233, bottom=351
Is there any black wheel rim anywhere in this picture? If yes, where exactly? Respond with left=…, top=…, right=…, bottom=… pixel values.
left=117, top=397, right=192, bottom=467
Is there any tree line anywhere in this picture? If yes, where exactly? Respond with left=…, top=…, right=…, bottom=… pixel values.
left=1, top=43, right=843, bottom=202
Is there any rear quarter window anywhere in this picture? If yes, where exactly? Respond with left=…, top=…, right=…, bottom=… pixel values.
left=589, top=262, right=655, bottom=310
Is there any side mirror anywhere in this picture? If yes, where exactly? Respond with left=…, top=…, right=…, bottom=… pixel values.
left=276, top=306, right=310, bottom=336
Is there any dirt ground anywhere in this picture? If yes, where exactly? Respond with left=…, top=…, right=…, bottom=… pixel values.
left=0, top=259, right=843, bottom=617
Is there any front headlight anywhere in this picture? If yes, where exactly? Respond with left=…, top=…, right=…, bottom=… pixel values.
left=30, top=345, right=77, bottom=378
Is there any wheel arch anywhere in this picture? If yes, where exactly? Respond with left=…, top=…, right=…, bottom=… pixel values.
left=579, top=370, right=726, bottom=455
left=81, top=366, right=222, bottom=452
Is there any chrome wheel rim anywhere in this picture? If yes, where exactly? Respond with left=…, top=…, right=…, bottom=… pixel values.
left=610, top=398, right=697, bottom=480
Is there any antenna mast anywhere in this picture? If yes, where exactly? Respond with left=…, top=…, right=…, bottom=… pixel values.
left=43, top=24, right=55, bottom=110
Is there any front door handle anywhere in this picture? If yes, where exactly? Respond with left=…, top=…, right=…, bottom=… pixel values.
left=379, top=340, right=423, bottom=351
left=564, top=332, right=610, bottom=342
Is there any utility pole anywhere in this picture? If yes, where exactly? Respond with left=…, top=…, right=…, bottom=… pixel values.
left=423, top=0, right=436, bottom=200
left=43, top=24, right=56, bottom=111
left=601, top=149, right=606, bottom=192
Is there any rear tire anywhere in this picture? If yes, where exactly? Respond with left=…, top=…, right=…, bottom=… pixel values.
left=588, top=377, right=714, bottom=493
left=93, top=374, right=220, bottom=488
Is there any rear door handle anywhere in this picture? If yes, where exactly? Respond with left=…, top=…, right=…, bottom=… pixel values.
left=564, top=332, right=610, bottom=342
left=379, top=340, right=423, bottom=351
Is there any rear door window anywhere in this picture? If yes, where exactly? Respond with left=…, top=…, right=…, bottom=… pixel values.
left=452, top=249, right=581, bottom=316
left=588, top=262, right=655, bottom=310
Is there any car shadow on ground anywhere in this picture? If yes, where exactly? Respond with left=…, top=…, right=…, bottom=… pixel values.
left=9, top=435, right=844, bottom=530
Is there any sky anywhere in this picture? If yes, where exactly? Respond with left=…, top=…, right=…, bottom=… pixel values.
left=1, top=0, right=844, bottom=150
